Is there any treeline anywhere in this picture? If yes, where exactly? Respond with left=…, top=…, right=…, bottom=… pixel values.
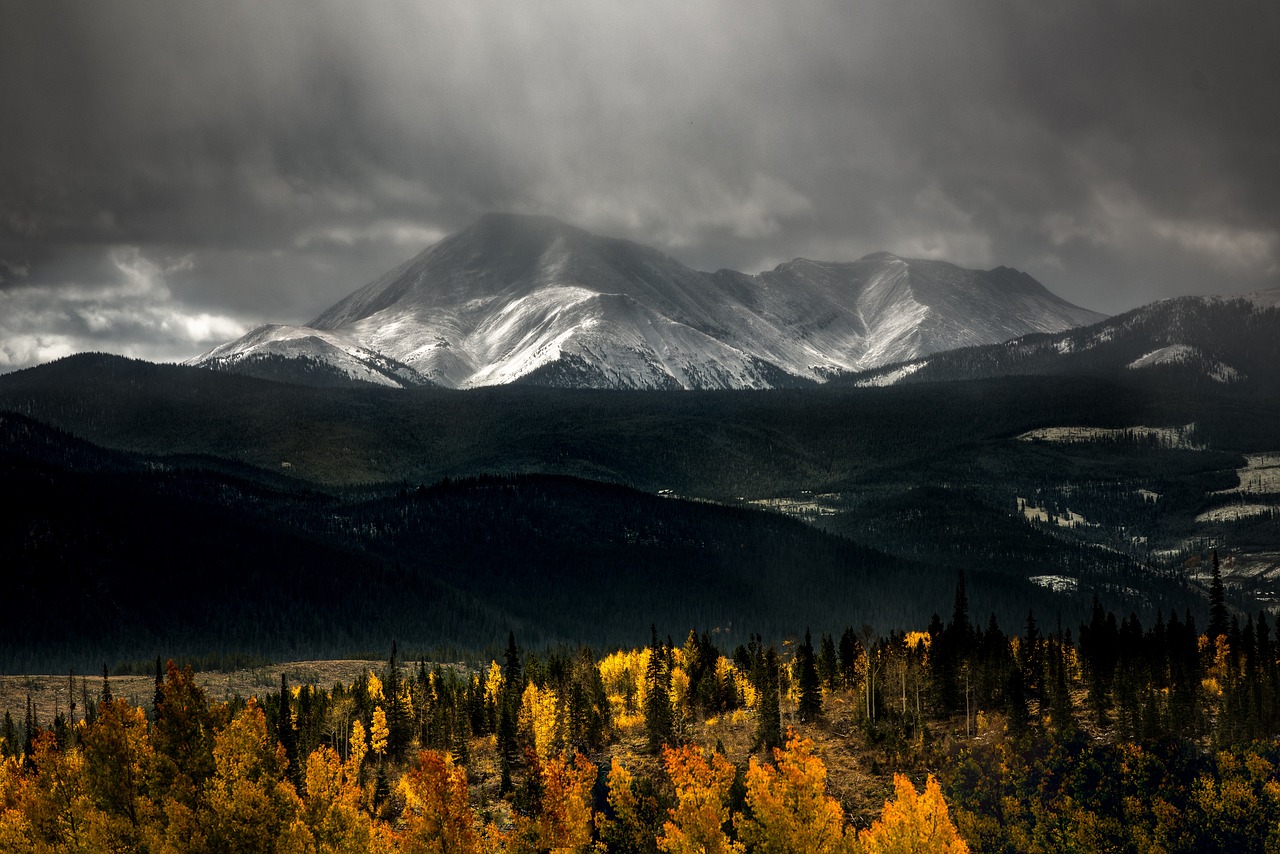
left=8, top=562, right=1280, bottom=850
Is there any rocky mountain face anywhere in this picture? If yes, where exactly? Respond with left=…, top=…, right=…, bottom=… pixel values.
left=192, top=213, right=1105, bottom=389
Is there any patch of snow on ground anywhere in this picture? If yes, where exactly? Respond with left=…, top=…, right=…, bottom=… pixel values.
left=854, top=360, right=926, bottom=387
left=1126, top=344, right=1240, bottom=383
left=1016, top=423, right=1202, bottom=449
left=1017, top=498, right=1089, bottom=528
left=1030, top=575, right=1079, bottom=594
left=1127, top=343, right=1198, bottom=369
left=1196, top=504, right=1280, bottom=524
left=1215, top=454, right=1280, bottom=495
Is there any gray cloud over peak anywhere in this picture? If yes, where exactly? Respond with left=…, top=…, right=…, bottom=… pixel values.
left=2, top=0, right=1278, bottom=371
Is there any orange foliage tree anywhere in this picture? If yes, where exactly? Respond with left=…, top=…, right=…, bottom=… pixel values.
left=399, top=749, right=480, bottom=854
left=858, top=773, right=969, bottom=854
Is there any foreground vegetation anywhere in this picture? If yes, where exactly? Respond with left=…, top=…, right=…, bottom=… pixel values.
left=5, top=565, right=1280, bottom=852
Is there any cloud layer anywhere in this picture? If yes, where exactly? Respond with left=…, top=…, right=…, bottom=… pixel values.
left=2, top=1, right=1278, bottom=369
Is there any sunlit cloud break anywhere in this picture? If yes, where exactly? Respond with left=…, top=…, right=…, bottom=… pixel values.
left=0, top=246, right=250, bottom=371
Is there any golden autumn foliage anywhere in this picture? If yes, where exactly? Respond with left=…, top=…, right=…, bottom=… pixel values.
left=520, top=682, right=561, bottom=763
left=204, top=699, right=311, bottom=853
left=738, top=730, right=851, bottom=854
left=485, top=661, right=505, bottom=706
left=351, top=718, right=369, bottom=770
left=858, top=774, right=969, bottom=854
left=372, top=706, right=390, bottom=757
left=302, top=745, right=378, bottom=853
left=0, top=649, right=1001, bottom=854
left=657, top=744, right=742, bottom=854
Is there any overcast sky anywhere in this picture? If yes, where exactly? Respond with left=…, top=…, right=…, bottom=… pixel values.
left=2, top=1, right=1278, bottom=371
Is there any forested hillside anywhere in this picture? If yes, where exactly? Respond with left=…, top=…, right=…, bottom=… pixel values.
left=4, top=576, right=1279, bottom=852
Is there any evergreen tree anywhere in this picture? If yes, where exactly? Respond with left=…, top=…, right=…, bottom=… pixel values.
left=755, top=647, right=783, bottom=753
left=384, top=641, right=413, bottom=762
left=1, top=712, right=16, bottom=758
left=498, top=632, right=522, bottom=793
left=23, top=694, right=35, bottom=765
left=101, top=664, right=112, bottom=704
left=838, top=628, right=861, bottom=691
left=279, top=672, right=300, bottom=788
left=644, top=626, right=674, bottom=753
left=1209, top=549, right=1230, bottom=640
left=153, top=657, right=164, bottom=722
left=818, top=633, right=839, bottom=691
left=796, top=629, right=823, bottom=723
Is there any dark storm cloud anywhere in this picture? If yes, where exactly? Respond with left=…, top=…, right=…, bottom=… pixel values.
left=2, top=0, right=1277, bottom=369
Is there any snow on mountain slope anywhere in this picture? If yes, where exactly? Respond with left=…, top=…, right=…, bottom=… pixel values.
left=189, top=324, right=429, bottom=388
left=846, top=290, right=1280, bottom=388
left=194, top=213, right=1105, bottom=390
left=1127, top=344, right=1240, bottom=383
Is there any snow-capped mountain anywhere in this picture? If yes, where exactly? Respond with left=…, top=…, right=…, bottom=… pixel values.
left=846, top=288, right=1280, bottom=389
left=192, top=213, right=1105, bottom=389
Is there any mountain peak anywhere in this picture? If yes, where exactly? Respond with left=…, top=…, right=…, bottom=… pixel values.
left=200, top=216, right=1105, bottom=390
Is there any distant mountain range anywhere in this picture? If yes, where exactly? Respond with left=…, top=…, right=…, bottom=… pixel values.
left=846, top=288, right=1280, bottom=390
left=192, top=213, right=1105, bottom=389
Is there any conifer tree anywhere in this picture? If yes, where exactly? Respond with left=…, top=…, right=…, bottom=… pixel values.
left=498, top=632, right=522, bottom=793
left=645, top=626, right=674, bottom=753
left=818, top=633, right=839, bottom=691
left=796, top=629, right=823, bottom=723
left=838, top=628, right=861, bottom=690
left=1209, top=549, right=1230, bottom=640
left=279, top=672, right=300, bottom=788
left=755, top=648, right=782, bottom=753
left=153, top=657, right=164, bottom=722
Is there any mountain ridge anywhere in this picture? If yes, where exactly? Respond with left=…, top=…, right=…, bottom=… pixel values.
left=193, top=212, right=1105, bottom=389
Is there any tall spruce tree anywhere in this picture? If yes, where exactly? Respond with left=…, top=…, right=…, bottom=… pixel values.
left=644, top=626, right=674, bottom=753
left=279, top=672, right=299, bottom=787
left=796, top=629, right=823, bottom=723
left=1209, top=550, right=1230, bottom=640
left=498, top=632, right=522, bottom=793
left=755, top=647, right=782, bottom=752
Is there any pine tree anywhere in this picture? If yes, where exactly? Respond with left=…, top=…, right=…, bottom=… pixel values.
left=279, top=672, right=300, bottom=788
left=797, top=629, right=823, bottom=723
left=153, top=657, right=164, bottom=722
left=755, top=648, right=782, bottom=753
left=838, top=627, right=861, bottom=691
left=818, top=633, right=839, bottom=691
left=1209, top=549, right=1230, bottom=640
left=384, top=642, right=412, bottom=762
left=101, top=663, right=113, bottom=704
left=644, top=626, right=674, bottom=753
left=498, top=632, right=522, bottom=793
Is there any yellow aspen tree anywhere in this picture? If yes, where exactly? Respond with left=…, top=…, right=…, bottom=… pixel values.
left=368, top=672, right=384, bottom=703
left=600, top=757, right=653, bottom=853
left=302, top=745, right=375, bottom=851
left=350, top=719, right=368, bottom=770
left=205, top=699, right=311, bottom=853
left=657, top=744, right=743, bottom=854
left=858, top=774, right=970, bottom=854
left=519, top=683, right=561, bottom=763
left=399, top=750, right=480, bottom=854
left=737, top=731, right=851, bottom=853
left=371, top=707, right=389, bottom=757
left=485, top=661, right=505, bottom=706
